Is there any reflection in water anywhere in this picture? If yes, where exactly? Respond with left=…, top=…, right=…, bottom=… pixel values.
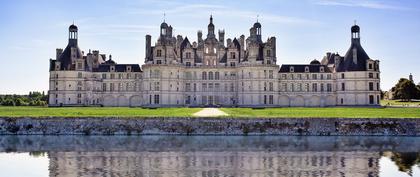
left=0, top=136, right=418, bottom=177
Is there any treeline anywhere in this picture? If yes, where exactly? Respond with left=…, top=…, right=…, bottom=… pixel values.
left=391, top=78, right=420, bottom=101
left=0, top=91, right=48, bottom=106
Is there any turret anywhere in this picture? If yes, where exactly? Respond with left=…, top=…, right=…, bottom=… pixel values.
left=68, top=24, right=78, bottom=46
left=207, top=15, right=215, bottom=38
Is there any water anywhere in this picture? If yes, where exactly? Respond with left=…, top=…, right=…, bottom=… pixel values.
left=0, top=136, right=418, bottom=177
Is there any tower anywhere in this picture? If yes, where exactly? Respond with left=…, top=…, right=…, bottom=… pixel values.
left=207, top=15, right=215, bottom=38
left=409, top=73, right=413, bottom=82
left=68, top=23, right=78, bottom=46
left=351, top=23, right=360, bottom=44
left=254, top=21, right=261, bottom=41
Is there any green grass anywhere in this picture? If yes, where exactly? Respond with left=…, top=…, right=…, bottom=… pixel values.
left=0, top=106, right=419, bottom=118
left=0, top=106, right=201, bottom=118
left=381, top=99, right=420, bottom=106
left=220, top=107, right=420, bottom=118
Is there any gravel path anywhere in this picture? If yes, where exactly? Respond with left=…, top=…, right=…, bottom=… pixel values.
left=193, top=108, right=228, bottom=117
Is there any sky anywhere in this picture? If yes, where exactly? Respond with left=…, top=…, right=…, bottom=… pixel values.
left=0, top=0, right=420, bottom=94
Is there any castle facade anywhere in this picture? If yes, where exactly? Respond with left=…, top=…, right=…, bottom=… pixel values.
left=49, top=16, right=381, bottom=107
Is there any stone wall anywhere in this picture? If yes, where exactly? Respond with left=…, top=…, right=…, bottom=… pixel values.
left=0, top=117, right=418, bottom=136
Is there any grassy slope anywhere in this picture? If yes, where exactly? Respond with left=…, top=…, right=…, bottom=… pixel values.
left=0, top=107, right=201, bottom=118
left=220, top=107, right=420, bottom=118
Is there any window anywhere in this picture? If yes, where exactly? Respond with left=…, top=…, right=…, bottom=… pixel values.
left=327, top=83, right=332, bottom=92
left=186, top=52, right=191, bottom=59
left=208, top=72, right=214, bottom=80
left=230, top=52, right=236, bottom=59
left=369, top=82, right=374, bottom=91
left=327, top=74, right=332, bottom=80
left=341, top=73, right=345, bottom=79
left=320, top=83, right=324, bottom=92
left=202, top=72, right=207, bottom=80
left=369, top=63, right=373, bottom=69
left=305, top=66, right=309, bottom=72
left=185, top=83, right=191, bottom=91
left=269, top=95, right=274, bottom=104
left=186, top=62, right=191, bottom=67
left=290, top=67, right=294, bottom=72
left=266, top=50, right=271, bottom=57
left=78, top=72, right=82, bottom=78
left=202, top=83, right=207, bottom=91
left=264, top=95, right=267, bottom=104
left=377, top=83, right=380, bottom=91
left=110, top=83, right=114, bottom=91
left=312, top=83, right=318, bottom=92
left=369, top=95, right=374, bottom=104
left=297, top=74, right=302, bottom=80
left=157, top=49, right=162, bottom=57
left=154, top=95, right=160, bottom=104
left=77, top=62, right=83, bottom=69
left=269, top=70, right=274, bottom=79
left=156, top=60, right=162, bottom=64
left=320, top=67, right=324, bottom=72
left=154, top=82, right=160, bottom=91
left=320, top=74, right=324, bottom=80
left=269, top=82, right=274, bottom=91
left=102, top=74, right=106, bottom=79
left=215, top=72, right=220, bottom=80
left=282, top=74, right=287, bottom=80
left=230, top=62, right=236, bottom=67
left=341, top=83, right=345, bottom=91
left=312, top=74, right=317, bottom=80
left=369, top=73, right=373, bottom=78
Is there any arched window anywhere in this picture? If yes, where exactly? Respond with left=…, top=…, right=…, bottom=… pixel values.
left=202, top=72, right=207, bottom=80
left=215, top=72, right=219, bottom=80
left=208, top=72, right=214, bottom=80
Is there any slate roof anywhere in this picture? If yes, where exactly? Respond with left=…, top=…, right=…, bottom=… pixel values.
left=93, top=64, right=142, bottom=72
left=57, top=43, right=83, bottom=70
left=279, top=64, right=332, bottom=73
left=336, top=40, right=370, bottom=72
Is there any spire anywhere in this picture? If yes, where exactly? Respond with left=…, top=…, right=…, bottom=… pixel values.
left=210, top=14, right=213, bottom=24
left=207, top=15, right=215, bottom=38
left=163, top=12, right=166, bottom=22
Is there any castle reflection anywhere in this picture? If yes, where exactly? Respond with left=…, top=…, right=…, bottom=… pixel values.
left=0, top=136, right=418, bottom=177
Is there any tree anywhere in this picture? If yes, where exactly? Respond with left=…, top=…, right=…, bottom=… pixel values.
left=417, top=84, right=420, bottom=99
left=393, top=78, right=418, bottom=101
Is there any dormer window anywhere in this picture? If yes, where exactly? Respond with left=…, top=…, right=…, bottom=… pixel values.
left=320, top=67, right=324, bottom=72
left=156, top=50, right=162, bottom=57
left=205, top=48, right=209, bottom=54
left=290, top=66, right=294, bottom=72
left=266, top=50, right=271, bottom=57
left=110, top=66, right=115, bottom=72
left=186, top=52, right=191, bottom=59
left=230, top=52, right=236, bottom=59
left=368, top=63, right=373, bottom=70
left=305, top=66, right=309, bottom=72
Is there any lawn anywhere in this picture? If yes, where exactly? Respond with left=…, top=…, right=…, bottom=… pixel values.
left=0, top=106, right=419, bottom=118
left=0, top=107, right=201, bottom=118
left=220, top=107, right=420, bottom=118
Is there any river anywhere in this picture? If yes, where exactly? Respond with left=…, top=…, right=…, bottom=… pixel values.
left=0, top=136, right=418, bottom=177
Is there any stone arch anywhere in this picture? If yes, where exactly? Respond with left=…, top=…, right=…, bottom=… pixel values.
left=291, top=95, right=305, bottom=107
left=117, top=95, right=128, bottom=107
left=309, top=95, right=321, bottom=107
left=325, top=95, right=336, bottom=106
left=103, top=95, right=115, bottom=106
left=278, top=95, right=290, bottom=107
left=129, top=95, right=142, bottom=107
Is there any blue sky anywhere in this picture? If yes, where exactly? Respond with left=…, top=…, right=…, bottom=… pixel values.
left=1, top=0, right=419, bottom=94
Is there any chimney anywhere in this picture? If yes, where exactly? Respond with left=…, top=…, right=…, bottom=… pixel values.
left=145, top=35, right=151, bottom=60
left=56, top=48, right=63, bottom=59
left=218, top=29, right=225, bottom=46
left=240, top=35, right=245, bottom=60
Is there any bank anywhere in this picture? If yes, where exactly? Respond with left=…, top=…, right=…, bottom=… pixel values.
left=0, top=117, right=419, bottom=136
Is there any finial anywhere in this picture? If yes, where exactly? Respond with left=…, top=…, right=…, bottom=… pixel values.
left=257, top=14, right=259, bottom=22
left=109, top=54, right=112, bottom=60
left=163, top=12, right=166, bottom=22
left=354, top=20, right=357, bottom=25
